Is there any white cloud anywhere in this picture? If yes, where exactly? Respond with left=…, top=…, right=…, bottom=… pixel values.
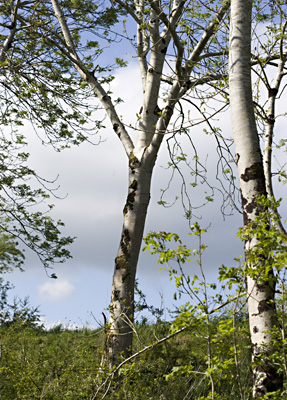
left=38, top=280, right=75, bottom=302
left=38, top=318, right=83, bottom=330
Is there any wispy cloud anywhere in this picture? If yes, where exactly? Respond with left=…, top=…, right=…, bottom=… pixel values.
left=38, top=280, right=75, bottom=302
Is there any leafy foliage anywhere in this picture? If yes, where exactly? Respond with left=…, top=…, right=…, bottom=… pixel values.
left=0, top=136, right=74, bottom=269
left=0, top=0, right=120, bottom=147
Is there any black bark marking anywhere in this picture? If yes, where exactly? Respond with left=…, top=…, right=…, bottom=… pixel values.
left=164, top=105, right=172, bottom=112
left=115, top=256, right=126, bottom=270
left=242, top=207, right=249, bottom=225
left=129, top=179, right=138, bottom=190
left=154, top=105, right=161, bottom=115
left=258, top=299, right=272, bottom=313
left=112, top=288, right=121, bottom=299
left=240, top=189, right=249, bottom=225
left=129, top=152, right=140, bottom=174
left=241, top=194, right=247, bottom=207
left=258, top=300, right=270, bottom=314
left=116, top=229, right=132, bottom=282
left=123, top=172, right=138, bottom=215
left=120, top=229, right=131, bottom=256
left=123, top=191, right=136, bottom=215
left=241, top=195, right=262, bottom=225
left=160, top=47, right=167, bottom=54
left=241, top=162, right=264, bottom=183
left=267, top=114, right=275, bottom=125
left=102, top=95, right=111, bottom=102
left=253, top=364, right=283, bottom=397
left=113, top=123, right=121, bottom=138
left=148, top=67, right=154, bottom=73
left=163, top=105, right=173, bottom=118
left=256, top=279, right=274, bottom=292
left=253, top=326, right=259, bottom=333
left=268, top=87, right=278, bottom=98
left=240, top=162, right=266, bottom=224
left=162, top=37, right=166, bottom=44
left=245, top=198, right=257, bottom=215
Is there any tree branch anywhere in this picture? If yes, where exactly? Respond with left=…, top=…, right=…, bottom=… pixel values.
left=263, top=20, right=287, bottom=236
left=134, top=0, right=149, bottom=89
left=148, top=0, right=186, bottom=77
left=50, top=0, right=134, bottom=156
left=0, top=0, right=21, bottom=63
left=114, top=0, right=141, bottom=24
left=182, top=0, right=230, bottom=81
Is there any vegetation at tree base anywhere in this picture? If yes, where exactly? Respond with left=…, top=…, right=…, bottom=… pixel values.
left=0, top=262, right=253, bottom=400
left=0, top=317, right=251, bottom=400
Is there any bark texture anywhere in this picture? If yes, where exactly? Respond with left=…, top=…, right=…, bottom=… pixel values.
left=107, top=149, right=160, bottom=364
left=229, top=0, right=281, bottom=396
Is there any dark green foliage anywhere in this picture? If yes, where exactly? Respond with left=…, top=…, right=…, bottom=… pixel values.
left=0, top=0, right=118, bottom=146
left=0, top=263, right=41, bottom=328
left=0, top=316, right=253, bottom=400
left=0, top=325, right=104, bottom=399
left=0, top=140, right=74, bottom=269
left=0, top=0, right=124, bottom=270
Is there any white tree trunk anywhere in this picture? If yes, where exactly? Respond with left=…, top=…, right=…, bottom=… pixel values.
left=107, top=147, right=161, bottom=364
left=229, top=0, right=281, bottom=396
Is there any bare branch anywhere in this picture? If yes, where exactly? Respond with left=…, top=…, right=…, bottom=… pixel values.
left=148, top=0, right=186, bottom=76
left=263, top=22, right=287, bottom=236
left=114, top=0, right=142, bottom=24
left=0, top=0, right=21, bottom=62
left=135, top=0, right=149, bottom=88
left=183, top=0, right=230, bottom=77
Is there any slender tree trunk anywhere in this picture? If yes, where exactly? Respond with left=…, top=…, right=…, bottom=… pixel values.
left=263, top=40, right=287, bottom=237
left=229, top=0, right=282, bottom=396
left=106, top=151, right=158, bottom=365
left=105, top=0, right=168, bottom=366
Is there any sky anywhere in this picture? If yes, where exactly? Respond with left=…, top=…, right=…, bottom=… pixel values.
left=4, top=15, right=287, bottom=329
left=4, top=62, right=246, bottom=328
left=3, top=67, right=243, bottom=329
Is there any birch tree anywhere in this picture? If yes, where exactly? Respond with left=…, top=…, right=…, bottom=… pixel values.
left=39, top=0, right=233, bottom=365
left=2, top=0, right=232, bottom=365
left=229, top=0, right=286, bottom=396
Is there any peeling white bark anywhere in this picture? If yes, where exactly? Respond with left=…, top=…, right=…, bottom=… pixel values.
left=229, top=0, right=281, bottom=396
